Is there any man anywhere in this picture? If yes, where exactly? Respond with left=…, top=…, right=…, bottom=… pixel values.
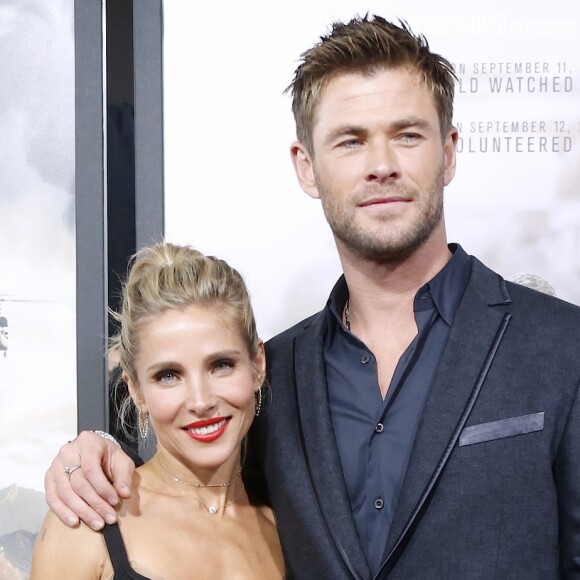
left=45, top=15, right=580, bottom=579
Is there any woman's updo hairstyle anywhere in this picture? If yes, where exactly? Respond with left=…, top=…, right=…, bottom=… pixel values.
left=110, top=242, right=260, bottom=434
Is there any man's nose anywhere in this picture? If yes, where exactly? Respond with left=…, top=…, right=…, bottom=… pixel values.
left=364, top=140, right=400, bottom=182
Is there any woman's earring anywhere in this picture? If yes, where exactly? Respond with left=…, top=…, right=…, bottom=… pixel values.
left=138, top=409, right=149, bottom=439
left=254, top=386, right=262, bottom=417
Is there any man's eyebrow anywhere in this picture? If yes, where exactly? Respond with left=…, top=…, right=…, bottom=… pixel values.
left=389, top=117, right=433, bottom=132
left=323, top=125, right=366, bottom=145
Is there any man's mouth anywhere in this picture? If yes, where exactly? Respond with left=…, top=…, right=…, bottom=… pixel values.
left=359, top=196, right=410, bottom=207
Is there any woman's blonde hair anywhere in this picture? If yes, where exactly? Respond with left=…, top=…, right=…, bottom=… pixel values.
left=110, top=242, right=260, bottom=436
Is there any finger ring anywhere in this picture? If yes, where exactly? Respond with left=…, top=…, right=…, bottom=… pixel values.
left=63, top=464, right=81, bottom=478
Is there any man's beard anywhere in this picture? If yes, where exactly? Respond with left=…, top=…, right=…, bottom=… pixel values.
left=316, top=173, right=445, bottom=264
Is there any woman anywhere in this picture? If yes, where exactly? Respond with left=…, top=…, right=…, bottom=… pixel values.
left=31, top=243, right=285, bottom=579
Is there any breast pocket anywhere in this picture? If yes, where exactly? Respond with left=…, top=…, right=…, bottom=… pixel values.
left=459, top=412, right=544, bottom=446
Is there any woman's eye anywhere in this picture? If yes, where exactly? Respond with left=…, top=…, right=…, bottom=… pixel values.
left=213, top=359, right=235, bottom=373
left=156, top=371, right=177, bottom=383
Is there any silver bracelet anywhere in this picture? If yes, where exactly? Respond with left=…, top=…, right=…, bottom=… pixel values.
left=93, top=430, right=122, bottom=449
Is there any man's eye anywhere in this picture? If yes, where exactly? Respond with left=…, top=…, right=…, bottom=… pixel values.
left=400, top=132, right=421, bottom=143
left=339, top=138, right=362, bottom=149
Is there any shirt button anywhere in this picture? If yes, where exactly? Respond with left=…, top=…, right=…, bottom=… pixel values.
left=361, top=353, right=370, bottom=364
left=375, top=423, right=384, bottom=433
left=374, top=498, right=384, bottom=510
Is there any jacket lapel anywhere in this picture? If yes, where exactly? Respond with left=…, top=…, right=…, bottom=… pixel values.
left=378, top=259, right=512, bottom=577
left=294, top=312, right=371, bottom=580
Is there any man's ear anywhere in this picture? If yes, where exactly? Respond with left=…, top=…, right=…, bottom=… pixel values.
left=290, top=141, right=321, bottom=199
left=443, top=127, right=458, bottom=186
left=253, top=341, right=266, bottom=385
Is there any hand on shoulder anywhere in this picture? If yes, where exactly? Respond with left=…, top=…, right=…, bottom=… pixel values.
left=44, top=430, right=135, bottom=530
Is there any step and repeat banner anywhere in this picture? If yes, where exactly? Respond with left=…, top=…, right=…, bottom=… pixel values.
left=163, top=0, right=580, bottom=340
left=0, top=0, right=577, bottom=578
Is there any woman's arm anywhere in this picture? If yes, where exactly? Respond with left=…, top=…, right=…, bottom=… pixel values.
left=30, top=509, right=109, bottom=579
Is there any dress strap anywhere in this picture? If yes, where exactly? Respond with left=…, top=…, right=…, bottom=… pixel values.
left=102, top=523, right=151, bottom=579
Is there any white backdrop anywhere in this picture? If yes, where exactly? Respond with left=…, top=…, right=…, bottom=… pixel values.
left=0, top=1, right=75, bottom=577
left=163, top=0, right=580, bottom=341
left=0, top=0, right=76, bottom=492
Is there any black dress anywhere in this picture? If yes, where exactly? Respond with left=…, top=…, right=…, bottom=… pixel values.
left=102, top=524, right=151, bottom=580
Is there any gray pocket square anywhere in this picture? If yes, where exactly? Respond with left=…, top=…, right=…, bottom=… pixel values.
left=459, top=412, right=545, bottom=446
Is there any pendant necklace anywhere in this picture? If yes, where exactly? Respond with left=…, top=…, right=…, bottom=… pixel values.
left=190, top=484, right=245, bottom=514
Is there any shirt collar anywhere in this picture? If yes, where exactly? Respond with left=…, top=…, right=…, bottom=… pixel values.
left=327, top=243, right=471, bottom=328
left=416, top=243, right=471, bottom=326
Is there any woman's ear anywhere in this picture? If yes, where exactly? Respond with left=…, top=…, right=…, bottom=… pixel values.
left=126, top=375, right=147, bottom=414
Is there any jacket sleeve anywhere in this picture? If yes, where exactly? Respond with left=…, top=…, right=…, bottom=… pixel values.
left=554, top=377, right=580, bottom=577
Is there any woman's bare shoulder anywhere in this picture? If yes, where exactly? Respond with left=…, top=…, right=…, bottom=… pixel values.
left=30, top=510, right=110, bottom=580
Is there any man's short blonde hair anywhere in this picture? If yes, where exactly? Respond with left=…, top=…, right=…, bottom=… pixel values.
left=286, top=15, right=456, bottom=155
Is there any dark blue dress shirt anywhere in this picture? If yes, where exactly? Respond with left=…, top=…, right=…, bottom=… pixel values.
left=324, top=244, right=471, bottom=573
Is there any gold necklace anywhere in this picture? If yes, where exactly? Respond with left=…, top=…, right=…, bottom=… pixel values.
left=154, top=454, right=242, bottom=488
left=153, top=455, right=245, bottom=515
left=344, top=298, right=351, bottom=330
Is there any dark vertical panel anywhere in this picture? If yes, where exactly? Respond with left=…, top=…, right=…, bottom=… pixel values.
left=106, top=0, right=135, bottom=338
left=133, top=0, right=164, bottom=249
left=106, top=0, right=137, bottom=447
left=74, top=0, right=108, bottom=431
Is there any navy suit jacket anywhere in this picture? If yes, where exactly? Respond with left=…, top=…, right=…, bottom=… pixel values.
left=247, top=256, right=580, bottom=579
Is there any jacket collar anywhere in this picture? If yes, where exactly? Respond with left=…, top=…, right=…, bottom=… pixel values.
left=293, top=311, right=371, bottom=580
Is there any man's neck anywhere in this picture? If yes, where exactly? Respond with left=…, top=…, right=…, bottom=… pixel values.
left=338, top=238, right=452, bottom=326
left=337, top=237, right=452, bottom=398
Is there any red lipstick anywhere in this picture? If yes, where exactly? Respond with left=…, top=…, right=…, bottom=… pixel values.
left=183, top=417, right=230, bottom=443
